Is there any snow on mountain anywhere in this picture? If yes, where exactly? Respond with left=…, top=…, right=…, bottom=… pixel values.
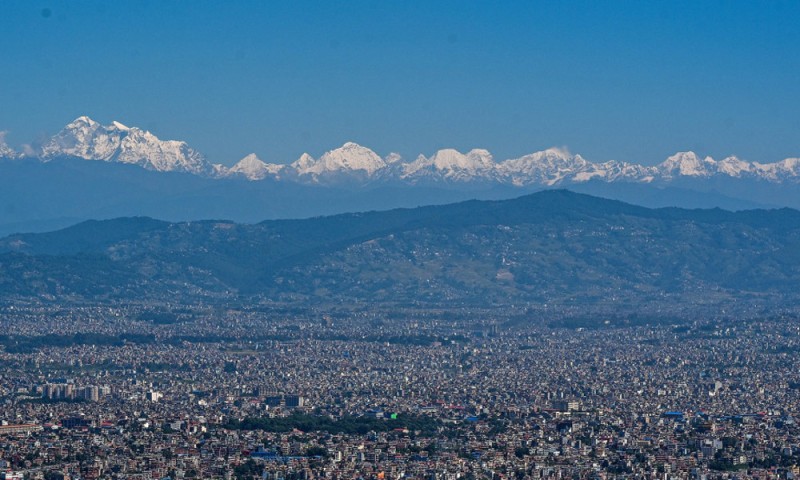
left=716, top=156, right=752, bottom=177
left=580, top=160, right=658, bottom=183
left=40, top=116, right=110, bottom=159
left=226, top=153, right=284, bottom=180
left=211, top=163, right=230, bottom=178
left=8, top=116, right=800, bottom=186
left=754, top=157, right=800, bottom=182
left=497, top=148, right=594, bottom=186
left=401, top=148, right=496, bottom=183
left=290, top=142, right=388, bottom=183
left=657, top=151, right=718, bottom=178
left=291, top=153, right=316, bottom=172
left=385, top=152, right=403, bottom=165
left=40, top=116, right=212, bottom=175
left=0, top=131, right=18, bottom=158
left=653, top=152, right=799, bottom=183
left=0, top=143, right=15, bottom=159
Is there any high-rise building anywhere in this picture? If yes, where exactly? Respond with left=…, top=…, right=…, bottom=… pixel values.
left=284, top=395, right=305, bottom=408
left=83, top=386, right=100, bottom=402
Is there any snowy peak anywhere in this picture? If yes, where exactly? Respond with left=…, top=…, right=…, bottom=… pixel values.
left=6, top=116, right=800, bottom=185
left=716, top=156, right=752, bottom=177
left=42, top=115, right=116, bottom=161
left=318, top=142, right=386, bottom=174
left=658, top=151, right=717, bottom=178
left=424, top=148, right=488, bottom=168
left=234, top=153, right=267, bottom=170
left=500, top=148, right=585, bottom=171
left=227, top=153, right=284, bottom=180
left=110, top=120, right=130, bottom=131
left=497, top=148, right=592, bottom=186
left=68, top=116, right=100, bottom=129
left=291, top=153, right=316, bottom=171
left=402, top=148, right=496, bottom=182
left=40, top=116, right=212, bottom=175
left=0, top=131, right=18, bottom=159
left=291, top=142, right=388, bottom=183
left=528, top=147, right=573, bottom=162
left=774, top=157, right=800, bottom=174
left=385, top=152, right=403, bottom=164
left=754, top=157, right=800, bottom=181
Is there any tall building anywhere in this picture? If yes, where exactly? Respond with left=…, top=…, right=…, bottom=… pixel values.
left=284, top=395, right=305, bottom=408
left=83, top=386, right=100, bottom=402
left=552, top=400, right=581, bottom=412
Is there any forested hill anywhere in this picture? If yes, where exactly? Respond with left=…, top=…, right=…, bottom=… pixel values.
left=2, top=190, right=799, bottom=315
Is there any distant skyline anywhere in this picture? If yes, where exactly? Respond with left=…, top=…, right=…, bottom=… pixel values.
left=1, top=0, right=798, bottom=166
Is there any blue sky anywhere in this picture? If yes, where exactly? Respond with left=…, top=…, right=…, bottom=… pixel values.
left=1, top=0, right=798, bottom=165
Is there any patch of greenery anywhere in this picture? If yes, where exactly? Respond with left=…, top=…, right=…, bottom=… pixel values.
left=224, top=413, right=441, bottom=436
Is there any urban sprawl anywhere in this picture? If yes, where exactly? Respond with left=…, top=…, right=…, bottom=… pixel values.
left=1, top=304, right=800, bottom=480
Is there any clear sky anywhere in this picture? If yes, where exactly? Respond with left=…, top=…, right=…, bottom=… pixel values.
left=1, top=0, right=798, bottom=166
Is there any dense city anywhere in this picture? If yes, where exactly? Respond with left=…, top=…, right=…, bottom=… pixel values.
left=1, top=303, right=799, bottom=480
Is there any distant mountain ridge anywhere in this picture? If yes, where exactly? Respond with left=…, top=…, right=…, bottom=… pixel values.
left=3, top=116, right=799, bottom=186
left=2, top=190, right=800, bottom=316
left=37, top=116, right=213, bottom=175
left=2, top=116, right=800, bottom=238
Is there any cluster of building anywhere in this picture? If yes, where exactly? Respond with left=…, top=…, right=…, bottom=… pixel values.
left=40, top=383, right=112, bottom=402
left=0, top=304, right=800, bottom=479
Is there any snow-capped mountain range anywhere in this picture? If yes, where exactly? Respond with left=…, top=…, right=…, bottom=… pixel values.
left=2, top=116, right=799, bottom=186
left=36, top=116, right=212, bottom=176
